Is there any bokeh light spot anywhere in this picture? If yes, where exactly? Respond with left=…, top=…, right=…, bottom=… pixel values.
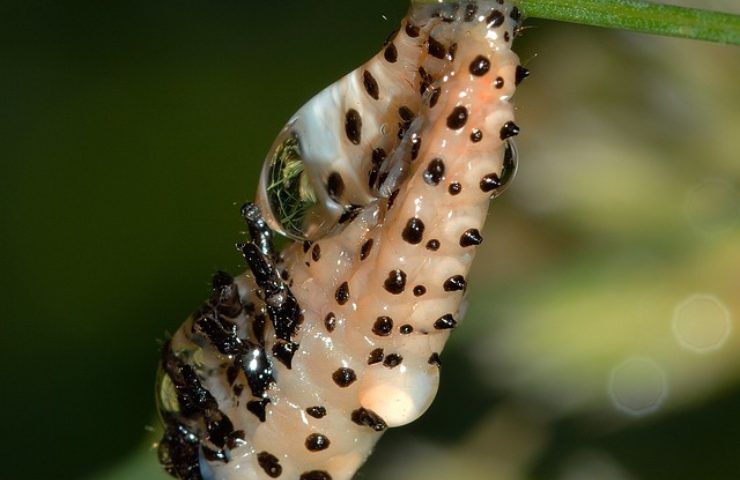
left=609, top=357, right=667, bottom=416
left=672, top=294, right=732, bottom=353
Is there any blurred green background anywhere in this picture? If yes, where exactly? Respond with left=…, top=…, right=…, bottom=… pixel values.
left=1, top=1, right=738, bottom=479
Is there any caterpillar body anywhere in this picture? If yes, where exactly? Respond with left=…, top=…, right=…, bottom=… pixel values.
left=157, top=1, right=525, bottom=479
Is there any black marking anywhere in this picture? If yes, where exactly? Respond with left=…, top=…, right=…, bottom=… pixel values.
left=511, top=6, right=522, bottom=21
left=332, top=367, right=357, bottom=387
left=387, top=189, right=400, bottom=210
left=428, top=36, right=446, bottom=59
left=372, top=147, right=387, bottom=165
left=311, top=243, right=321, bottom=262
left=272, top=340, right=299, bottom=369
left=384, top=269, right=407, bottom=294
left=362, top=70, right=380, bottom=100
left=444, top=275, right=467, bottom=292
left=516, top=65, right=530, bottom=85
left=400, top=324, right=414, bottom=334
left=158, top=422, right=202, bottom=480
left=335, top=281, right=350, bottom=305
left=337, top=204, right=362, bottom=225
left=373, top=316, right=394, bottom=336
left=449, top=182, right=462, bottom=195
left=305, top=433, right=331, bottom=452
left=383, top=354, right=403, bottom=368
left=351, top=407, right=388, bottom=432
left=258, top=452, right=283, bottom=478
left=325, top=312, right=336, bottom=332
left=470, top=55, right=491, bottom=76
left=360, top=239, right=374, bottom=260
left=487, top=9, right=505, bottom=27
left=429, top=352, right=442, bottom=367
left=241, top=202, right=275, bottom=258
left=434, top=314, right=458, bottom=330
left=480, top=173, right=502, bottom=192
left=423, top=158, right=445, bottom=186
left=402, top=217, right=425, bottom=244
left=327, top=172, right=344, bottom=200
left=447, top=106, right=468, bottom=130
left=429, top=87, right=441, bottom=108
left=470, top=129, right=483, bottom=143
left=413, top=285, right=427, bottom=297
left=247, top=398, right=270, bottom=422
left=464, top=3, right=478, bottom=22
left=418, top=67, right=434, bottom=95
left=405, top=21, right=420, bottom=37
left=300, top=471, right=332, bottom=480
left=500, top=121, right=520, bottom=140
left=495, top=76, right=504, bottom=89
left=240, top=344, right=275, bottom=398
left=384, top=43, right=398, bottom=63
left=368, top=348, right=385, bottom=365
left=460, top=229, right=483, bottom=247
left=194, top=312, right=244, bottom=356
left=306, top=406, right=327, bottom=419
left=303, top=240, right=312, bottom=253
left=345, top=109, right=362, bottom=145
left=504, top=31, right=511, bottom=42
left=426, top=239, right=441, bottom=251
left=411, top=135, right=422, bottom=160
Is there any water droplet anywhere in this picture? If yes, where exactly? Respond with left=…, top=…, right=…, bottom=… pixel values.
left=672, top=294, right=732, bottom=353
left=608, top=357, right=667, bottom=416
left=256, top=128, right=334, bottom=241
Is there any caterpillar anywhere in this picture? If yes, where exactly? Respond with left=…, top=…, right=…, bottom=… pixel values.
left=156, top=1, right=525, bottom=479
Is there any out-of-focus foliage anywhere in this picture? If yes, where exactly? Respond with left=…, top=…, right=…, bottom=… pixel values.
left=1, top=1, right=737, bottom=479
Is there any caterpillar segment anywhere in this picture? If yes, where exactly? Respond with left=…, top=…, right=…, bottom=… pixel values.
left=157, top=1, right=525, bottom=479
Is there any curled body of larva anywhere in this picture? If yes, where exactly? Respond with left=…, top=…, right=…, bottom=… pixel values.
left=157, top=2, right=524, bottom=480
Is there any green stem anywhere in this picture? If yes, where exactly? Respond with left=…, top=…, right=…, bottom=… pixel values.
left=412, top=0, right=740, bottom=45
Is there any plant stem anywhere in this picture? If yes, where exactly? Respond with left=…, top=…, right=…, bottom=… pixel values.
left=412, top=0, right=740, bottom=45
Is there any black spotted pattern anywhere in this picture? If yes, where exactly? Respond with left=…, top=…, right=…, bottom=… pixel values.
left=402, top=217, right=425, bottom=244
left=332, top=368, right=357, bottom=387
left=447, top=106, right=468, bottom=130
left=460, top=229, right=483, bottom=247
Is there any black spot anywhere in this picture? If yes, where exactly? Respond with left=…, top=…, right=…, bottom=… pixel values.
left=400, top=324, right=414, bottom=334
left=327, top=172, right=344, bottom=200
left=332, top=367, right=357, bottom=387
left=272, top=341, right=299, bottom=369
left=470, top=55, right=491, bottom=76
left=351, top=407, right=388, bottom=431
left=345, top=109, right=362, bottom=145
left=303, top=240, right=312, bottom=253
left=464, top=2, right=478, bottom=22
left=434, top=314, right=458, bottom=330
left=311, top=243, right=321, bottom=262
left=470, top=129, right=483, bottom=143
left=363, top=70, right=379, bottom=100
left=510, top=6, right=522, bottom=21
left=447, top=106, right=468, bottom=130
left=305, top=433, right=330, bottom=452
left=373, top=316, right=394, bottom=336
left=360, top=239, right=374, bottom=261
left=515, top=65, right=530, bottom=85
left=335, top=282, right=350, bottom=305
left=325, top=312, right=337, bottom=332
left=460, top=229, right=483, bottom=247
left=372, top=147, right=387, bottom=165
left=338, top=205, right=362, bottom=225
left=233, top=384, right=244, bottom=397
left=504, top=31, right=511, bottom=42
left=247, top=398, right=270, bottom=422
left=399, top=105, right=415, bottom=122
left=211, top=270, right=233, bottom=290
left=413, top=285, right=427, bottom=297
left=449, top=182, right=462, bottom=195
left=423, top=158, right=446, bottom=186
left=429, top=88, right=441, bottom=108
left=383, top=269, right=407, bottom=295
left=300, top=471, right=333, bottom=480
left=387, top=189, right=400, bottom=209
left=487, top=9, right=505, bottom=27
left=428, top=36, right=446, bottom=59
left=426, top=239, right=441, bottom=251
left=429, top=352, right=442, bottom=367
left=405, top=21, right=420, bottom=37
left=368, top=348, right=385, bottom=365
left=411, top=136, right=422, bottom=160
left=257, top=452, right=283, bottom=478
left=500, top=121, right=520, bottom=140
left=384, top=43, right=398, bottom=63
left=444, top=275, right=467, bottom=292
left=402, top=217, right=425, bottom=244
left=383, top=354, right=403, bottom=368
left=480, top=173, right=502, bottom=192
left=418, top=66, right=434, bottom=95
left=495, top=77, right=504, bottom=89
left=306, top=406, right=327, bottom=419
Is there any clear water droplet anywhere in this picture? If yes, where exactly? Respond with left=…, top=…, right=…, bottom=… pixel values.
left=256, top=128, right=335, bottom=241
left=491, top=139, right=518, bottom=199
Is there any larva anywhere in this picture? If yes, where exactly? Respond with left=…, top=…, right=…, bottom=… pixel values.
left=156, top=1, right=524, bottom=479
